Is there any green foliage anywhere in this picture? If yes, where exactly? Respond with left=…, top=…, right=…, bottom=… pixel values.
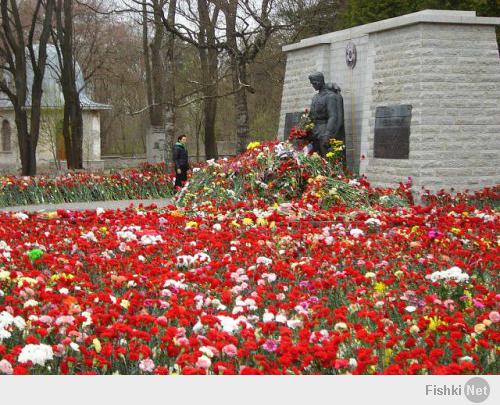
left=280, top=0, right=499, bottom=45
left=278, top=0, right=343, bottom=41
left=341, top=0, right=415, bottom=27
left=340, top=0, right=500, bottom=43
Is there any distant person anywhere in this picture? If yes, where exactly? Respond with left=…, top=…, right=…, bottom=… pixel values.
left=173, top=135, right=189, bottom=190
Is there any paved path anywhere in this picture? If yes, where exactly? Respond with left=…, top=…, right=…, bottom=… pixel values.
left=0, top=198, right=173, bottom=212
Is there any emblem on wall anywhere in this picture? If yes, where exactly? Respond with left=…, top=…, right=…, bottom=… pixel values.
left=346, top=42, right=357, bottom=69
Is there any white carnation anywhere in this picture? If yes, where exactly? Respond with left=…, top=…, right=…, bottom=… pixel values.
left=18, top=344, right=54, bottom=366
left=428, top=266, right=469, bottom=283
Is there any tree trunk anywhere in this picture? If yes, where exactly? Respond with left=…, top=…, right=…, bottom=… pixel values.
left=203, top=95, right=218, bottom=159
left=1, top=0, right=55, bottom=175
left=224, top=1, right=250, bottom=154
left=54, top=0, right=84, bottom=170
left=233, top=61, right=250, bottom=153
left=150, top=0, right=165, bottom=128
left=67, top=97, right=83, bottom=168
left=142, top=1, right=154, bottom=125
left=164, top=0, right=177, bottom=167
left=62, top=104, right=72, bottom=168
left=14, top=109, right=32, bottom=176
left=198, top=0, right=219, bottom=160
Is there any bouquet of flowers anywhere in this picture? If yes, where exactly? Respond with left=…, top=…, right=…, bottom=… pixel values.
left=288, top=109, right=314, bottom=141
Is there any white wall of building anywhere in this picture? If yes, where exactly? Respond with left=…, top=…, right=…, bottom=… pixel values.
left=0, top=109, right=103, bottom=173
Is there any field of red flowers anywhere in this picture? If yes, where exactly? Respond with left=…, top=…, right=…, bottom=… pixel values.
left=0, top=143, right=498, bottom=375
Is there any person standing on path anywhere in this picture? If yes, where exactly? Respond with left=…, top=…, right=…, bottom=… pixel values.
left=173, top=135, right=189, bottom=190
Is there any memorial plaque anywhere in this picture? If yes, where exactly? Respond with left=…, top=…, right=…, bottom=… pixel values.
left=284, top=111, right=303, bottom=139
left=374, top=104, right=412, bottom=159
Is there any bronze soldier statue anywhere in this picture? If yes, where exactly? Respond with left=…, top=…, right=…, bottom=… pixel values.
left=327, top=82, right=346, bottom=168
left=308, top=72, right=344, bottom=159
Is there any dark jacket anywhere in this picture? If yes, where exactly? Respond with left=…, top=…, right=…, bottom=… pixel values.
left=309, top=88, right=344, bottom=140
left=173, top=142, right=189, bottom=169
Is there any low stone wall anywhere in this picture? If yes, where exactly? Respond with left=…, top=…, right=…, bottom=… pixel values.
left=102, top=156, right=147, bottom=170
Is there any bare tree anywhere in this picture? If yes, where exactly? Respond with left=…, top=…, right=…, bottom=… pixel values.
left=146, top=0, right=166, bottom=128
left=152, top=0, right=229, bottom=160
left=163, top=0, right=177, bottom=165
left=52, top=0, right=85, bottom=169
left=0, top=0, right=55, bottom=176
left=196, top=0, right=219, bottom=159
left=211, top=0, right=281, bottom=153
left=138, top=0, right=178, bottom=163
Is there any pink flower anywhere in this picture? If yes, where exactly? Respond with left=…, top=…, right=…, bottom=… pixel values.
left=56, top=315, right=75, bottom=326
left=54, top=344, right=65, bottom=357
left=472, top=299, right=485, bottom=309
left=62, top=337, right=72, bottom=345
left=39, top=315, right=53, bottom=325
left=139, top=358, right=155, bottom=373
left=0, top=359, right=13, bottom=375
left=222, top=344, right=237, bottom=357
left=428, top=229, right=441, bottom=239
left=443, top=299, right=455, bottom=310
left=196, top=355, right=211, bottom=369
left=262, top=339, right=278, bottom=353
left=176, top=337, right=189, bottom=346
left=489, top=311, right=500, bottom=323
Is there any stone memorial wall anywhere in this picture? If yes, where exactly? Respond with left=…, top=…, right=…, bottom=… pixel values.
left=279, top=10, right=500, bottom=194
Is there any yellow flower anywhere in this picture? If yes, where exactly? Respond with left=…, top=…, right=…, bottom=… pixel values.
left=231, top=220, right=240, bottom=228
left=462, top=290, right=473, bottom=308
left=325, top=152, right=334, bottom=158
left=246, top=141, right=261, bottom=150
left=0, top=270, right=11, bottom=281
left=242, top=218, right=254, bottom=226
left=374, top=282, right=386, bottom=293
left=384, top=348, right=393, bottom=366
left=394, top=270, right=404, bottom=278
left=93, top=338, right=102, bottom=353
left=269, top=221, right=276, bottom=230
left=334, top=322, right=348, bottom=332
left=186, top=221, right=198, bottom=229
left=50, top=273, right=75, bottom=282
left=426, top=316, right=447, bottom=332
left=474, top=323, right=486, bottom=334
left=120, top=299, right=130, bottom=310
left=256, top=217, right=268, bottom=226
left=16, top=277, right=37, bottom=288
